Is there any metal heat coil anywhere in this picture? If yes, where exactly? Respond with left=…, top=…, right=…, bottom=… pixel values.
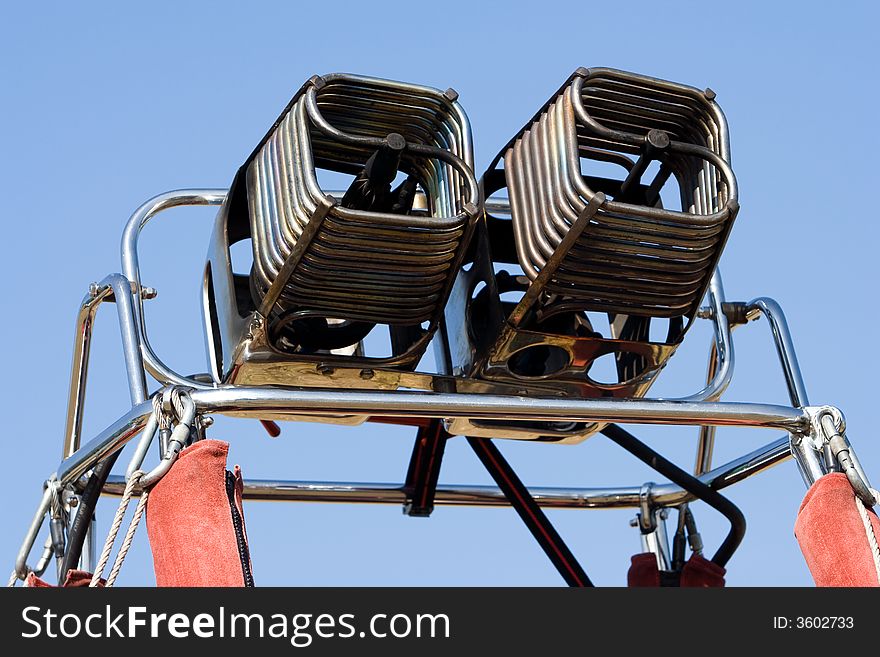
left=444, top=68, right=742, bottom=440
left=245, top=73, right=479, bottom=339
left=499, top=66, right=738, bottom=324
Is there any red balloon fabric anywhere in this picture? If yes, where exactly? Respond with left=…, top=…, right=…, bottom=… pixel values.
left=795, top=472, right=880, bottom=587
left=146, top=439, right=253, bottom=587
left=627, top=552, right=725, bottom=587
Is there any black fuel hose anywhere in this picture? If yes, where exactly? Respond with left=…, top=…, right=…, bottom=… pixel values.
left=601, top=424, right=746, bottom=568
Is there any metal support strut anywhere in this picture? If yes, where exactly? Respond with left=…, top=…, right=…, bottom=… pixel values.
left=466, top=437, right=592, bottom=587
left=403, top=420, right=449, bottom=517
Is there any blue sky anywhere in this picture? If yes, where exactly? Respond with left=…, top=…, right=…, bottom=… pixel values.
left=2, top=1, right=878, bottom=586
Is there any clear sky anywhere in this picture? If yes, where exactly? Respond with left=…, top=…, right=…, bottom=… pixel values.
left=2, top=1, right=878, bottom=586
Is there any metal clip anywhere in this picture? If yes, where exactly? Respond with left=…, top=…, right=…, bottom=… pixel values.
left=633, top=483, right=671, bottom=571
left=126, top=387, right=196, bottom=489
left=47, top=483, right=66, bottom=560
left=32, top=536, right=54, bottom=578
left=637, top=482, right=657, bottom=533
left=813, top=408, right=877, bottom=507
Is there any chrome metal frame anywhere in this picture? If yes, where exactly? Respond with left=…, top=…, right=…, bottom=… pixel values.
left=9, top=186, right=862, bottom=584
left=11, top=65, right=875, bottom=587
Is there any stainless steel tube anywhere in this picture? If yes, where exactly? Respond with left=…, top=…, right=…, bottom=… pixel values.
left=691, top=271, right=733, bottom=473
left=101, top=435, right=792, bottom=510
left=109, top=274, right=150, bottom=406
left=790, top=434, right=827, bottom=486
left=63, top=285, right=112, bottom=458
left=695, top=342, right=720, bottom=475
left=15, top=487, right=53, bottom=580
left=745, top=298, right=834, bottom=486
left=191, top=386, right=809, bottom=430
left=120, top=189, right=227, bottom=389
left=746, top=298, right=809, bottom=407
left=55, top=401, right=152, bottom=486
left=63, top=274, right=149, bottom=458
left=54, top=387, right=806, bottom=494
left=675, top=270, right=734, bottom=403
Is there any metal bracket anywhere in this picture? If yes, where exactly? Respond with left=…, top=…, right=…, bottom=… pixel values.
left=637, top=482, right=657, bottom=533
left=403, top=420, right=449, bottom=517
left=632, top=482, right=671, bottom=571
left=806, top=406, right=876, bottom=506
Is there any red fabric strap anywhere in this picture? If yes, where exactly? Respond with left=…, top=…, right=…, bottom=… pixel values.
left=627, top=553, right=661, bottom=587
left=146, top=439, right=252, bottom=587
left=627, top=553, right=725, bottom=587
left=680, top=554, right=726, bottom=587
left=795, top=472, right=880, bottom=587
left=25, top=570, right=104, bottom=588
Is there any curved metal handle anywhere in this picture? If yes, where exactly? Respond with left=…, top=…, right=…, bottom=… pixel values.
left=120, top=189, right=227, bottom=389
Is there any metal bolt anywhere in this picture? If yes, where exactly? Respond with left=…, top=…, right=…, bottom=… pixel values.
left=247, top=316, right=264, bottom=339
left=646, top=129, right=670, bottom=151
left=66, top=495, right=79, bottom=508
left=317, top=364, right=335, bottom=376
left=88, top=282, right=100, bottom=298
left=141, top=286, right=158, bottom=300
left=359, top=369, right=375, bottom=380
left=629, top=517, right=639, bottom=528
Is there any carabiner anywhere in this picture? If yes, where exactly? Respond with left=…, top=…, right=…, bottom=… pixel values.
left=125, top=387, right=196, bottom=489
left=817, top=410, right=877, bottom=507
left=138, top=388, right=196, bottom=488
